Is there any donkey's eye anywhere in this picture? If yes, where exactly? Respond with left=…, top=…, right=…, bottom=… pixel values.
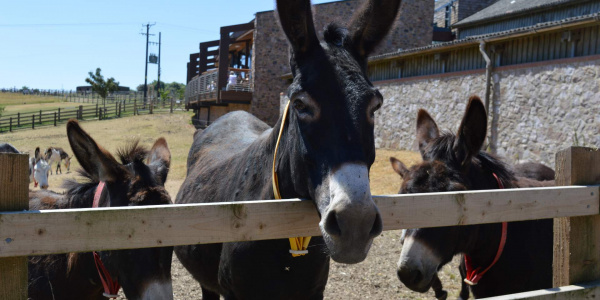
left=371, top=102, right=382, bottom=115
left=293, top=100, right=306, bottom=111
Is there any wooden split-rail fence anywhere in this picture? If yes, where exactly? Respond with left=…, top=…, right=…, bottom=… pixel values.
left=0, top=147, right=599, bottom=299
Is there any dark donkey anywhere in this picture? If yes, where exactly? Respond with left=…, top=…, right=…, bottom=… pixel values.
left=28, top=120, right=174, bottom=300
left=391, top=97, right=554, bottom=298
left=175, top=0, right=401, bottom=298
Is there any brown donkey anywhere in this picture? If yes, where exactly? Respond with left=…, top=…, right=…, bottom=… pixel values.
left=392, top=97, right=554, bottom=298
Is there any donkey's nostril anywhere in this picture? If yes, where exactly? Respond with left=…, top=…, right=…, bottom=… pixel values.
left=324, top=210, right=342, bottom=237
left=369, top=212, right=383, bottom=238
left=397, top=267, right=423, bottom=287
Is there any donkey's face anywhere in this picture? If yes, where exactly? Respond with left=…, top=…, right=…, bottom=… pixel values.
left=276, top=0, right=401, bottom=264
left=67, top=120, right=173, bottom=300
left=393, top=97, right=488, bottom=293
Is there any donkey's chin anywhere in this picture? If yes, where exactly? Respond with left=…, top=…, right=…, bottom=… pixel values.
left=408, top=279, right=434, bottom=294
left=321, top=230, right=374, bottom=264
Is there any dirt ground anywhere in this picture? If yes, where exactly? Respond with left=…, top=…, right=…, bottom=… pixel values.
left=2, top=113, right=464, bottom=299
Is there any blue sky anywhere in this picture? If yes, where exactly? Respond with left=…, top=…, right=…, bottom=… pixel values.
left=0, top=0, right=337, bottom=91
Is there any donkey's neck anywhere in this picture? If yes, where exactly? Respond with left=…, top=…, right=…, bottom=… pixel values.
left=268, top=115, right=310, bottom=200
left=462, top=223, right=505, bottom=269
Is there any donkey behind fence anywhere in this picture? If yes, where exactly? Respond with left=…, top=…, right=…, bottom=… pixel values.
left=28, top=120, right=174, bottom=300
left=392, top=97, right=555, bottom=298
left=175, top=0, right=403, bottom=298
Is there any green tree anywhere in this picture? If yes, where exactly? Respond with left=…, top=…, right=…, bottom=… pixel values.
left=85, top=68, right=119, bottom=113
left=150, top=80, right=166, bottom=92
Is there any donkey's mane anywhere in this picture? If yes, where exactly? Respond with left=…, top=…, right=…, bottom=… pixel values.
left=116, top=139, right=148, bottom=165
left=61, top=140, right=149, bottom=209
left=427, top=132, right=517, bottom=188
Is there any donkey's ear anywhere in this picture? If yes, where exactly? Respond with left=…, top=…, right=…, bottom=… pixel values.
left=147, top=137, right=171, bottom=186
left=349, top=0, right=402, bottom=57
left=390, top=157, right=409, bottom=178
left=276, top=0, right=319, bottom=57
left=453, top=96, right=487, bottom=168
left=34, top=147, right=41, bottom=160
left=66, top=120, right=123, bottom=182
left=416, top=109, right=440, bottom=157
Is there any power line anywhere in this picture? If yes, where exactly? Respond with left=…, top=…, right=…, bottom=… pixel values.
left=157, top=22, right=216, bottom=34
left=0, top=22, right=138, bottom=27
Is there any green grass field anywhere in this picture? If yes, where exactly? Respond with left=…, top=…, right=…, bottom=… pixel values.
left=0, top=92, right=65, bottom=107
left=3, top=102, right=83, bottom=115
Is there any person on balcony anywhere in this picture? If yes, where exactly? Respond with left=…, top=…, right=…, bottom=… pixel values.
left=207, top=80, right=216, bottom=92
left=226, top=71, right=237, bottom=91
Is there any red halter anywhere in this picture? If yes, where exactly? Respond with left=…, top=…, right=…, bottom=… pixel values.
left=463, top=173, right=508, bottom=286
left=92, top=181, right=121, bottom=298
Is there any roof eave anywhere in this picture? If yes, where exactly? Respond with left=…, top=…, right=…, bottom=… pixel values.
left=370, top=13, right=600, bottom=63
left=453, top=0, right=590, bottom=28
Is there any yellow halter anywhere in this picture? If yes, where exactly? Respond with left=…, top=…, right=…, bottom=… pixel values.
left=272, top=100, right=311, bottom=257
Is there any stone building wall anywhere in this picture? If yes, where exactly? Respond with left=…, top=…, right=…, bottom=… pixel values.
left=251, top=0, right=434, bottom=126
left=374, top=72, right=487, bottom=150
left=492, top=58, right=600, bottom=165
left=373, top=57, right=600, bottom=167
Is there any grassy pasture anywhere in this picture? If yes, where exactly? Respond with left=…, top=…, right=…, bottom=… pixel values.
left=3, top=102, right=82, bottom=115
left=0, top=112, right=196, bottom=196
left=0, top=92, right=64, bottom=107
left=1, top=112, right=463, bottom=299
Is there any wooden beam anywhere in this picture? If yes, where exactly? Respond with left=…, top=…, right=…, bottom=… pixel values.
left=220, top=91, right=252, bottom=102
left=217, top=32, right=230, bottom=98
left=0, top=186, right=597, bottom=258
left=481, top=280, right=600, bottom=300
left=554, top=147, right=600, bottom=287
left=220, top=22, right=254, bottom=35
left=0, top=153, right=30, bottom=300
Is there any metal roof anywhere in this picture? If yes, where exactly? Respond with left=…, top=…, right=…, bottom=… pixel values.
left=369, top=12, right=600, bottom=62
left=454, top=0, right=588, bottom=27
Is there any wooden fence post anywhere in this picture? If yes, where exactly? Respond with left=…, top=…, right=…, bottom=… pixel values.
left=554, top=147, right=600, bottom=287
left=134, top=99, right=137, bottom=116
left=54, top=112, right=57, bottom=126
left=0, top=153, right=30, bottom=300
left=79, top=105, right=83, bottom=120
left=9, top=117, right=12, bottom=132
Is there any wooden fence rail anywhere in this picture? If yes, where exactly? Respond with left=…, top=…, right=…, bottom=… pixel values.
left=0, top=185, right=596, bottom=257
left=0, top=101, right=171, bottom=133
left=0, top=147, right=598, bottom=299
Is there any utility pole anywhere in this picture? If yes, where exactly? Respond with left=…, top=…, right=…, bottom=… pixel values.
left=140, top=23, right=155, bottom=108
left=157, top=32, right=161, bottom=104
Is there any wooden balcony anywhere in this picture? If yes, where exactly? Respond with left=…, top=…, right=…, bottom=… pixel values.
left=185, top=68, right=252, bottom=110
